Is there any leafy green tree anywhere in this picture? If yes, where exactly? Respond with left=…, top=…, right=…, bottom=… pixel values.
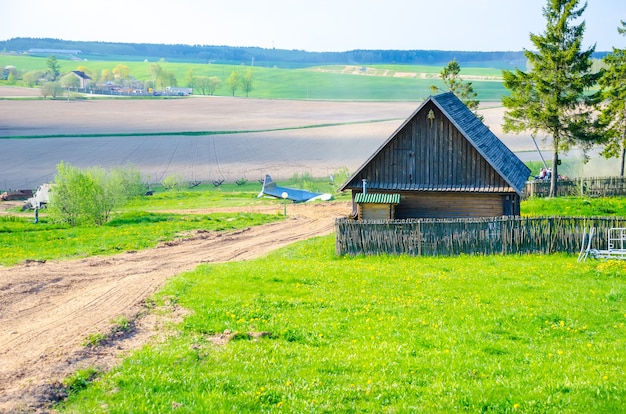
left=46, top=55, right=61, bottom=80
left=48, top=162, right=144, bottom=226
left=430, top=59, right=481, bottom=120
left=597, top=20, right=626, bottom=176
left=109, top=165, right=145, bottom=199
left=240, top=68, right=254, bottom=97
left=60, top=73, right=80, bottom=97
left=62, top=73, right=80, bottom=89
left=208, top=76, right=221, bottom=95
left=185, top=68, right=195, bottom=88
left=41, top=81, right=64, bottom=98
left=23, top=71, right=43, bottom=87
left=101, top=68, right=114, bottom=83
left=49, top=161, right=99, bottom=226
left=6, top=72, right=15, bottom=85
left=194, top=76, right=221, bottom=95
left=502, top=0, right=600, bottom=197
left=194, top=76, right=209, bottom=95
left=150, top=63, right=163, bottom=89
left=227, top=70, right=239, bottom=96
left=112, top=64, right=130, bottom=84
left=165, top=70, right=177, bottom=88
left=161, top=173, right=184, bottom=190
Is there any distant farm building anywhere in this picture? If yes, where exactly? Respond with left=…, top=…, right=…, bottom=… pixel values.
left=2, top=65, right=16, bottom=80
left=70, top=70, right=91, bottom=89
left=339, top=92, right=530, bottom=219
left=166, top=87, right=193, bottom=96
left=28, top=48, right=82, bottom=55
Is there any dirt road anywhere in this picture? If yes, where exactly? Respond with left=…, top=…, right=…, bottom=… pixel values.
left=0, top=201, right=351, bottom=412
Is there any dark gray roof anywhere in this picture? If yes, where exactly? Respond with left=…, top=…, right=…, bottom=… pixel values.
left=339, top=92, right=530, bottom=195
left=430, top=92, right=529, bottom=194
left=71, top=70, right=91, bottom=79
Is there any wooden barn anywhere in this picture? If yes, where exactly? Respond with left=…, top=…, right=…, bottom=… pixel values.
left=339, top=92, right=530, bottom=219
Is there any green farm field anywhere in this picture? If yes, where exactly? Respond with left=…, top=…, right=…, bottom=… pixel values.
left=0, top=54, right=508, bottom=101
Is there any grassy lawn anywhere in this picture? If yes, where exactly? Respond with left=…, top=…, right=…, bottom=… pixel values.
left=57, top=236, right=625, bottom=413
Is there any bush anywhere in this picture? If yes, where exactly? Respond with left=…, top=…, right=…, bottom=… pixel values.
left=48, top=162, right=144, bottom=226
left=161, top=174, right=184, bottom=190
left=40, top=81, right=63, bottom=98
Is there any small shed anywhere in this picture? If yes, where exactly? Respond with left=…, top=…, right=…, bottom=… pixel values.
left=339, top=92, right=530, bottom=219
left=355, top=192, right=401, bottom=220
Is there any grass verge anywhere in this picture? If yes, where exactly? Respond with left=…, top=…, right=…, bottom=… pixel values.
left=0, top=210, right=279, bottom=267
left=522, top=196, right=626, bottom=217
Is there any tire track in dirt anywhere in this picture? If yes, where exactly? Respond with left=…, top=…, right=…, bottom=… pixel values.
left=0, top=201, right=350, bottom=412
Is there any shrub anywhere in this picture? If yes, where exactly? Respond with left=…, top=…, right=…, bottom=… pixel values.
left=48, top=161, right=144, bottom=226
left=161, top=174, right=184, bottom=190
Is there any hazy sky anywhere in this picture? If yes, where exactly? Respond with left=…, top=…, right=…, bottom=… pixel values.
left=1, top=0, right=624, bottom=52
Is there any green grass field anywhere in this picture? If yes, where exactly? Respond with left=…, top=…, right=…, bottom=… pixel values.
left=0, top=54, right=509, bottom=101
left=2, top=192, right=625, bottom=412
left=58, top=237, right=625, bottom=413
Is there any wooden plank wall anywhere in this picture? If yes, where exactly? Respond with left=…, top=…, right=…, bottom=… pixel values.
left=395, top=192, right=504, bottom=219
left=359, top=102, right=510, bottom=190
left=335, top=216, right=626, bottom=257
left=360, top=204, right=393, bottom=220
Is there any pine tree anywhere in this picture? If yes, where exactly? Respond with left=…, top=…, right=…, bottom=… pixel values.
left=502, top=0, right=600, bottom=197
left=431, top=59, right=482, bottom=120
left=46, top=55, right=60, bottom=81
left=597, top=21, right=626, bottom=176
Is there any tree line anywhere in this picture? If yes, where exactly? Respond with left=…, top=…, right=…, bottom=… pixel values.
left=1, top=38, right=546, bottom=69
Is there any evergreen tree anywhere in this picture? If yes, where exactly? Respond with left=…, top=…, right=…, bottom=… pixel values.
left=431, top=59, right=482, bottom=120
left=46, top=55, right=61, bottom=80
left=597, top=20, right=626, bottom=176
left=502, top=0, right=600, bottom=197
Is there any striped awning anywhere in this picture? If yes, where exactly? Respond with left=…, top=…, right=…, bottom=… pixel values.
left=354, top=193, right=401, bottom=204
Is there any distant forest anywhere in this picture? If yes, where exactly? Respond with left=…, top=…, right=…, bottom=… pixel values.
left=0, top=37, right=546, bottom=69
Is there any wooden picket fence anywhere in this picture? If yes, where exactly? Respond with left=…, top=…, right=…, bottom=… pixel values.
left=524, top=176, right=626, bottom=198
left=335, top=216, right=626, bottom=257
